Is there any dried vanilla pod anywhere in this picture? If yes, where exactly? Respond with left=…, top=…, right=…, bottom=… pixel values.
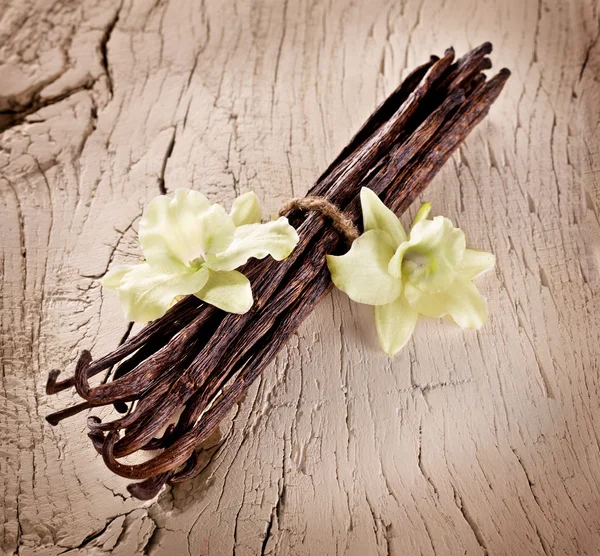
left=46, top=43, right=509, bottom=499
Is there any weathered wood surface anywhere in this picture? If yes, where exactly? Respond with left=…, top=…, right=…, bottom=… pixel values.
left=1, top=0, right=598, bottom=554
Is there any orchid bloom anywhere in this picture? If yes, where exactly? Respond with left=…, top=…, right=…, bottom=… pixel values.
left=101, top=189, right=299, bottom=322
left=326, top=188, right=495, bottom=355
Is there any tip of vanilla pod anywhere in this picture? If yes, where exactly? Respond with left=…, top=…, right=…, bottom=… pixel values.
left=481, top=41, right=493, bottom=54
left=46, top=369, right=61, bottom=394
left=498, top=68, right=511, bottom=77
left=46, top=414, right=60, bottom=426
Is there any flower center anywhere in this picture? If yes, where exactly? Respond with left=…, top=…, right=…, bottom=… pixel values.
left=189, top=256, right=205, bottom=269
left=404, top=251, right=430, bottom=267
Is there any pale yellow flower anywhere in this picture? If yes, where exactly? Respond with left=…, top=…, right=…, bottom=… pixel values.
left=102, top=189, right=299, bottom=322
left=327, top=188, right=495, bottom=355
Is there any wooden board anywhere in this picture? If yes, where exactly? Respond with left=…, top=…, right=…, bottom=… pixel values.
left=1, top=0, right=599, bottom=554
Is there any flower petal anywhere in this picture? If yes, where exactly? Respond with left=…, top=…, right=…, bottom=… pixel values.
left=375, top=293, right=418, bottom=355
left=360, top=187, right=407, bottom=247
left=326, top=229, right=402, bottom=305
left=194, top=204, right=237, bottom=255
left=100, top=265, right=136, bottom=289
left=230, top=191, right=262, bottom=226
left=404, top=275, right=488, bottom=329
left=116, top=263, right=209, bottom=322
left=139, top=189, right=235, bottom=270
left=195, top=269, right=253, bottom=314
left=205, top=217, right=299, bottom=271
left=389, top=216, right=466, bottom=292
left=458, top=249, right=495, bottom=280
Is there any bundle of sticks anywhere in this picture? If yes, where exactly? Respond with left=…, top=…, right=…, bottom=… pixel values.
left=46, top=43, right=509, bottom=499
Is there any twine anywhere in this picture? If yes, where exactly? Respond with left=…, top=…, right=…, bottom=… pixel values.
left=279, top=196, right=359, bottom=243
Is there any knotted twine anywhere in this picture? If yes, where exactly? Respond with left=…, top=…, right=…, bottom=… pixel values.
left=279, top=196, right=359, bottom=244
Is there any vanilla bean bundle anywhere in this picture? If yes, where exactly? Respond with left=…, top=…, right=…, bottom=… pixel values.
left=47, top=43, right=509, bottom=499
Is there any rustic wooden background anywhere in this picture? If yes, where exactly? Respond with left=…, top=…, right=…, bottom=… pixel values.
left=1, top=0, right=599, bottom=554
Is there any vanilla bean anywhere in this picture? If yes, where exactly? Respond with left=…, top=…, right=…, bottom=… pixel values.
left=102, top=64, right=509, bottom=480
left=45, top=44, right=510, bottom=498
left=127, top=471, right=173, bottom=500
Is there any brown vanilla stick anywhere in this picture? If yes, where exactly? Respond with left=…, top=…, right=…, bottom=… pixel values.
left=46, top=296, right=204, bottom=395
left=92, top=58, right=502, bottom=466
left=45, top=45, right=510, bottom=498
left=100, top=67, right=510, bottom=482
left=123, top=67, right=510, bottom=496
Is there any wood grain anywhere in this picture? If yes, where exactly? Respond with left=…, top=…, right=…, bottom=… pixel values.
left=1, top=0, right=599, bottom=554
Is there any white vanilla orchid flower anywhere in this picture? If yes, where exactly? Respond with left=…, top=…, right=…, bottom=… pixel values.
left=101, top=189, right=299, bottom=322
left=326, top=188, right=495, bottom=355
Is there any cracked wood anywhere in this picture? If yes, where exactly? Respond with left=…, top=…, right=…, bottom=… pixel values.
left=1, top=0, right=599, bottom=555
